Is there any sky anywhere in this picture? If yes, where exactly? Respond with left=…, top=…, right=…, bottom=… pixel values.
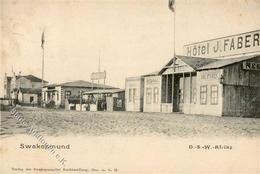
left=1, top=0, right=260, bottom=96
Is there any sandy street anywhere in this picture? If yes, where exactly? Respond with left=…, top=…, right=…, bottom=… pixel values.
left=1, top=107, right=260, bottom=138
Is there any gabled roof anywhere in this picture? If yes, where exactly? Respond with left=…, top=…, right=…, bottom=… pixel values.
left=176, top=55, right=218, bottom=70
left=159, top=55, right=218, bottom=74
left=197, top=54, right=260, bottom=70
left=46, top=80, right=116, bottom=89
left=17, top=75, right=48, bottom=83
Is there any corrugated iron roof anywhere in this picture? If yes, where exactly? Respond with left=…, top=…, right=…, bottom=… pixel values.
left=176, top=55, right=218, bottom=70
left=159, top=55, right=218, bottom=74
left=197, top=54, right=260, bottom=70
left=45, top=80, right=116, bottom=89
left=19, top=88, right=42, bottom=94
left=83, top=89, right=125, bottom=94
left=17, top=75, right=48, bottom=83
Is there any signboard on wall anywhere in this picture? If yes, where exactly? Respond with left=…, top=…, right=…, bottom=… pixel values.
left=243, top=61, right=260, bottom=71
left=145, top=76, right=160, bottom=85
left=91, top=71, right=106, bottom=80
left=183, top=30, right=260, bottom=58
left=198, top=69, right=222, bottom=81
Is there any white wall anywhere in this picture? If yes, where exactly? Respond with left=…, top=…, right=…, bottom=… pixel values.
left=125, top=77, right=144, bottom=112
left=143, top=76, right=161, bottom=112
left=194, top=69, right=223, bottom=116
left=18, top=93, right=38, bottom=104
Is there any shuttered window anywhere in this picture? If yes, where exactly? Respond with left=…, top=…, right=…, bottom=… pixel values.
left=200, top=85, right=207, bottom=105
left=153, top=87, right=159, bottom=104
left=210, top=85, right=218, bottom=105
left=129, top=89, right=132, bottom=102
left=146, top=88, right=152, bottom=104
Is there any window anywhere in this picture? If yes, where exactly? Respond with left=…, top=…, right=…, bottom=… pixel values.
left=65, top=91, right=71, bottom=99
left=133, top=88, right=136, bottom=103
left=30, top=96, right=34, bottom=103
left=129, top=89, right=132, bottom=102
left=200, top=85, right=207, bottom=105
left=210, top=85, right=218, bottom=105
left=57, top=92, right=59, bottom=101
left=146, top=88, right=152, bottom=104
left=116, top=99, right=123, bottom=108
left=153, top=87, right=159, bottom=104
left=192, top=88, right=197, bottom=104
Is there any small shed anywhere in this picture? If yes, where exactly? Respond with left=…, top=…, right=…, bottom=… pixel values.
left=83, top=89, right=125, bottom=111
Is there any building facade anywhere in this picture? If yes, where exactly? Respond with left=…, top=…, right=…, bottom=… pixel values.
left=4, top=72, right=48, bottom=105
left=125, top=54, right=260, bottom=117
left=143, top=75, right=161, bottom=112
left=42, top=80, right=116, bottom=108
left=125, top=76, right=144, bottom=112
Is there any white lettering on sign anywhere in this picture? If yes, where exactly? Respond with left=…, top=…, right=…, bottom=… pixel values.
left=243, top=61, right=260, bottom=71
left=184, top=30, right=260, bottom=58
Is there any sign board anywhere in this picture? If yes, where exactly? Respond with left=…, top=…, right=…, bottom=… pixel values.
left=243, top=61, right=260, bottom=71
left=145, top=76, right=161, bottom=85
left=198, top=69, right=222, bottom=81
left=183, top=30, right=260, bottom=58
left=91, top=71, right=106, bottom=80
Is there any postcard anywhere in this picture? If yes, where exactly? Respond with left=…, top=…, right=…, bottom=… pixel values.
left=1, top=0, right=260, bottom=174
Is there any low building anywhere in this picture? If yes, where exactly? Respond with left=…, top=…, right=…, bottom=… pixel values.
left=16, top=88, right=42, bottom=105
left=125, top=76, right=144, bottom=112
left=159, top=55, right=217, bottom=113
left=42, top=80, right=116, bottom=108
left=4, top=72, right=48, bottom=106
left=82, top=89, right=125, bottom=111
left=159, top=54, right=260, bottom=117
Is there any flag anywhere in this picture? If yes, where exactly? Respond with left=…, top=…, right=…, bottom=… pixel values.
left=41, top=31, right=45, bottom=48
left=169, top=0, right=175, bottom=12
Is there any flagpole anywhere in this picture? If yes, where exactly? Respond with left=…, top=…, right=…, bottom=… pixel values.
left=42, top=45, right=44, bottom=88
left=173, top=7, right=176, bottom=57
left=41, top=31, right=45, bottom=107
left=168, top=0, right=176, bottom=112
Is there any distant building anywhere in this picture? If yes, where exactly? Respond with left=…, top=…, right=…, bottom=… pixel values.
left=3, top=74, right=11, bottom=98
left=82, top=89, right=125, bottom=111
left=4, top=72, right=48, bottom=105
left=42, top=80, right=117, bottom=108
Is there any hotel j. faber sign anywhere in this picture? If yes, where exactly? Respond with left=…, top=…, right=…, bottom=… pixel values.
left=183, top=30, right=260, bottom=58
